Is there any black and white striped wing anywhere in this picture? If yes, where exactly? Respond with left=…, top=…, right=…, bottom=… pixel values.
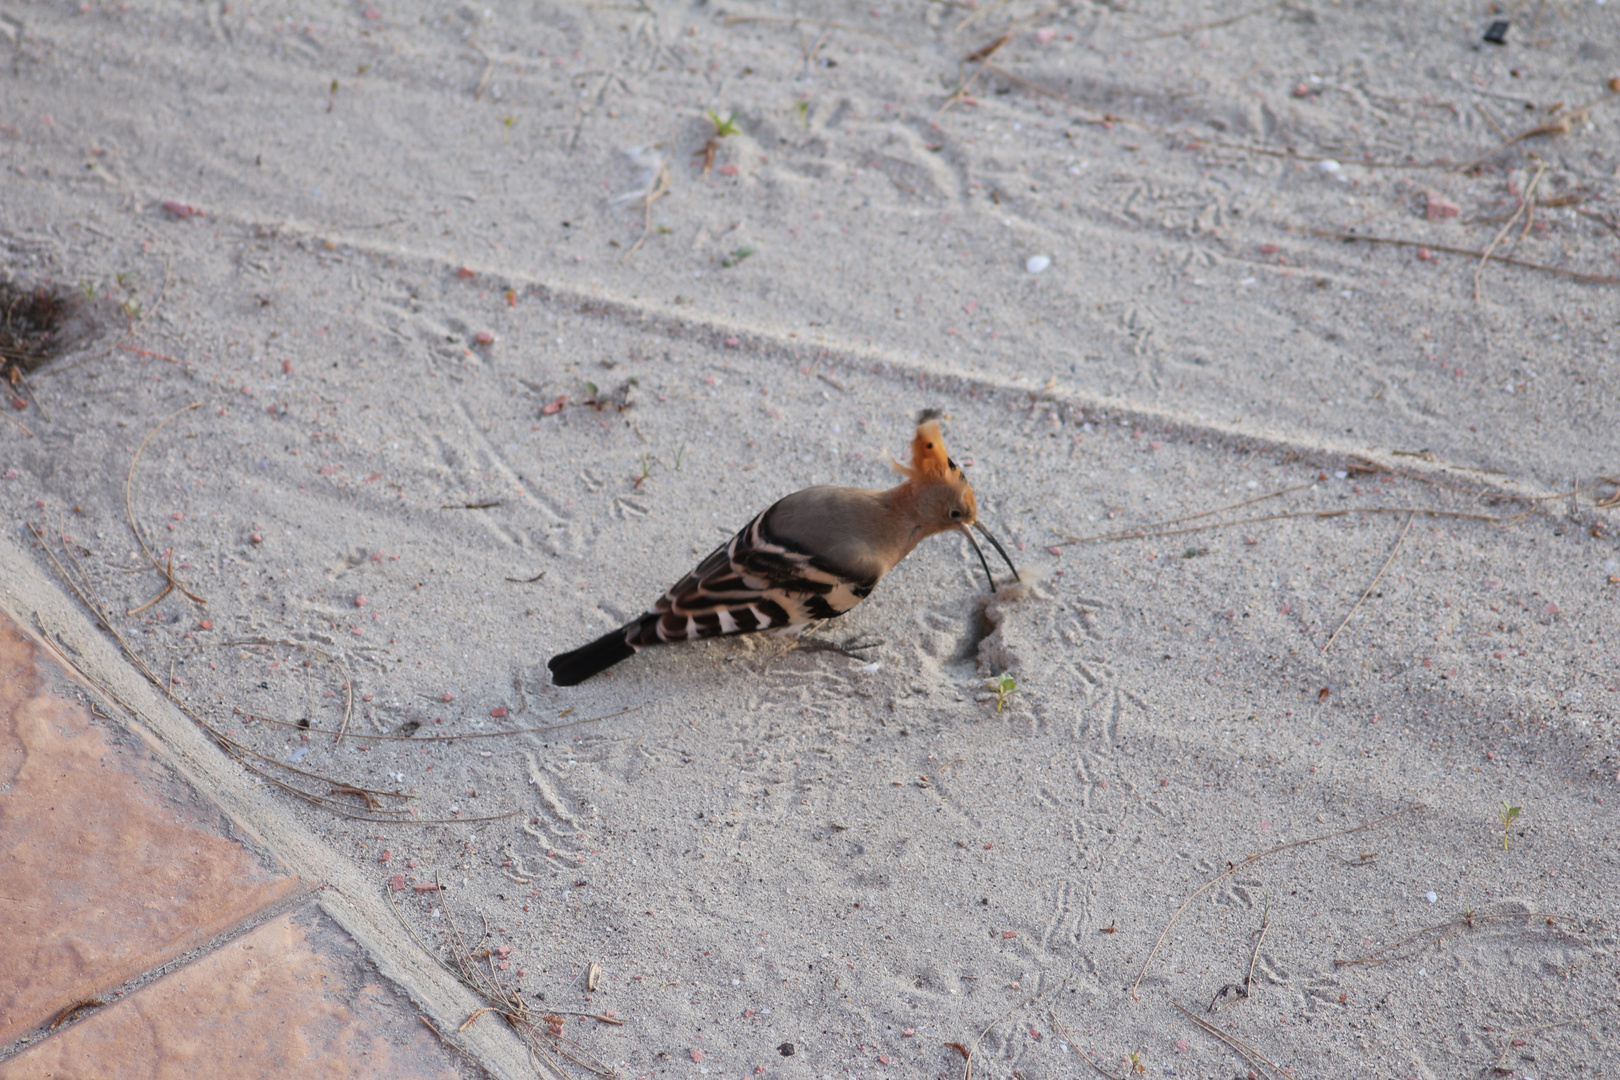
left=629, top=509, right=878, bottom=646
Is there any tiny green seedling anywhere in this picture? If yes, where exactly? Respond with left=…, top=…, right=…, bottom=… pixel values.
left=502, top=115, right=517, bottom=136
left=706, top=109, right=741, bottom=138
left=672, top=442, right=688, bottom=470
left=696, top=110, right=740, bottom=177
left=1126, top=1052, right=1146, bottom=1076
left=1499, top=803, right=1522, bottom=850
left=631, top=454, right=653, bottom=490
left=795, top=100, right=810, bottom=126
left=987, top=672, right=1017, bottom=714
left=720, top=246, right=756, bottom=268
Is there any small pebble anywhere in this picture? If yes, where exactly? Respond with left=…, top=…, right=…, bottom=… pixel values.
left=1426, top=891, right=1438, bottom=903
left=1315, top=159, right=1341, bottom=173
left=474, top=330, right=495, bottom=345
left=1025, top=254, right=1051, bottom=274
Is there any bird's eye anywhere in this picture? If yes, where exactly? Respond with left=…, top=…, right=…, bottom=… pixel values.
left=949, top=509, right=962, bottom=519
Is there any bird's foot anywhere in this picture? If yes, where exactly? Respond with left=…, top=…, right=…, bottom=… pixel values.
left=759, top=634, right=884, bottom=672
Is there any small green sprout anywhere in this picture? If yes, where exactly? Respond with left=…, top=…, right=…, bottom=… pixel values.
left=720, top=246, right=756, bottom=268
left=1500, top=803, right=1522, bottom=850
left=706, top=109, right=741, bottom=138
left=795, top=100, right=810, bottom=126
left=79, top=280, right=97, bottom=300
left=120, top=299, right=143, bottom=322
left=631, top=454, right=653, bottom=490
left=502, top=115, right=516, bottom=135
left=987, top=672, right=1017, bottom=713
left=672, top=442, right=688, bottom=470
left=1126, top=1052, right=1146, bottom=1076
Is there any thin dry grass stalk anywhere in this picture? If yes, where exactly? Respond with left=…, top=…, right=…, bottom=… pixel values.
left=1321, top=510, right=1414, bottom=654
left=389, top=883, right=619, bottom=1078
left=1130, top=804, right=1424, bottom=998
left=29, top=524, right=511, bottom=825
left=1170, top=999, right=1292, bottom=1080
left=1334, top=908, right=1581, bottom=968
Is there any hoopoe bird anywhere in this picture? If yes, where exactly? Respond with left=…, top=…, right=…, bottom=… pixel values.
left=548, top=412, right=1019, bottom=687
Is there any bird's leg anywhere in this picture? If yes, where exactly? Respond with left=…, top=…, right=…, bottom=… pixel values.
left=760, top=626, right=884, bottom=672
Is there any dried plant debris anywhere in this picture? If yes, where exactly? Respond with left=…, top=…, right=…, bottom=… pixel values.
left=0, top=279, right=111, bottom=372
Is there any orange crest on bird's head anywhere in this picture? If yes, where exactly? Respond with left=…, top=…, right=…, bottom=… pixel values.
left=893, top=409, right=959, bottom=482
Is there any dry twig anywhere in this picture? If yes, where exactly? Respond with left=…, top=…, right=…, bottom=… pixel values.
left=1130, top=805, right=1424, bottom=997
left=1335, top=909, right=1579, bottom=968
left=1322, top=511, right=1414, bottom=653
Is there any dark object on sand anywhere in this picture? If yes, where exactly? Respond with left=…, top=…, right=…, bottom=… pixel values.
left=1482, top=20, right=1510, bottom=45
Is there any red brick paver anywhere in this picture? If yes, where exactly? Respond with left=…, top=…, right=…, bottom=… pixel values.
left=0, top=615, right=305, bottom=1045
left=0, top=909, right=465, bottom=1080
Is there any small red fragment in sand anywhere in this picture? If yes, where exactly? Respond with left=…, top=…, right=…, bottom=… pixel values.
left=171, top=511, right=184, bottom=521
left=250, top=531, right=263, bottom=544
left=718, top=163, right=739, bottom=176
left=1034, top=26, right=1057, bottom=43
left=1176, top=1040, right=1189, bottom=1052
left=198, top=620, right=213, bottom=630
left=1422, top=659, right=1433, bottom=667
left=2, top=470, right=15, bottom=479
left=490, top=706, right=508, bottom=718
left=1487, top=751, right=1496, bottom=760
left=516, top=968, right=527, bottom=977
left=475, top=330, right=495, bottom=345
left=1259, top=243, right=1279, bottom=255
left=1001, top=930, right=1017, bottom=939
left=1047, top=546, right=1062, bottom=556
left=497, top=960, right=509, bottom=970
left=879, top=1054, right=892, bottom=1065
left=442, top=691, right=455, bottom=702
left=1150, top=440, right=1162, bottom=450
left=902, top=1028, right=915, bottom=1037
left=743, top=1008, right=754, bottom=1017
left=1292, top=82, right=1311, bottom=97
left=456, top=266, right=476, bottom=279
left=1416, top=248, right=1435, bottom=261
left=1260, top=821, right=1271, bottom=831
left=1543, top=602, right=1560, bottom=615
left=542, top=395, right=567, bottom=414
left=984, top=843, right=994, bottom=850
left=389, top=874, right=407, bottom=891
left=361, top=3, right=380, bottom=18
left=723, top=337, right=740, bottom=347
left=1494, top=651, right=1505, bottom=659
left=378, top=850, right=391, bottom=862
left=1424, top=193, right=1461, bottom=221
left=407, top=860, right=418, bottom=868
left=319, top=465, right=338, bottom=475
left=282, top=359, right=294, bottom=373
left=353, top=595, right=367, bottom=608
left=162, top=200, right=203, bottom=219
left=413, top=882, right=439, bottom=892
left=10, top=398, right=25, bottom=410
left=690, top=1049, right=704, bottom=1063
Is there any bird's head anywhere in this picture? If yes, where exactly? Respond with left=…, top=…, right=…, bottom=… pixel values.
left=891, top=412, right=978, bottom=532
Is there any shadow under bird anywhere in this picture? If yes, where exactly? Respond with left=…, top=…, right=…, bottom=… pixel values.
left=548, top=413, right=1020, bottom=687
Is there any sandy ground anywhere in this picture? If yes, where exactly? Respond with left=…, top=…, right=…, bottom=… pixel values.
left=2, top=0, right=1618, bottom=1077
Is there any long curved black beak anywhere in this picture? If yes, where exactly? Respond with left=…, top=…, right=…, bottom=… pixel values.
left=958, top=521, right=1022, bottom=593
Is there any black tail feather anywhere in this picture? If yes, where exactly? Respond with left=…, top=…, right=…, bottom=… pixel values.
left=548, top=626, right=638, bottom=686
